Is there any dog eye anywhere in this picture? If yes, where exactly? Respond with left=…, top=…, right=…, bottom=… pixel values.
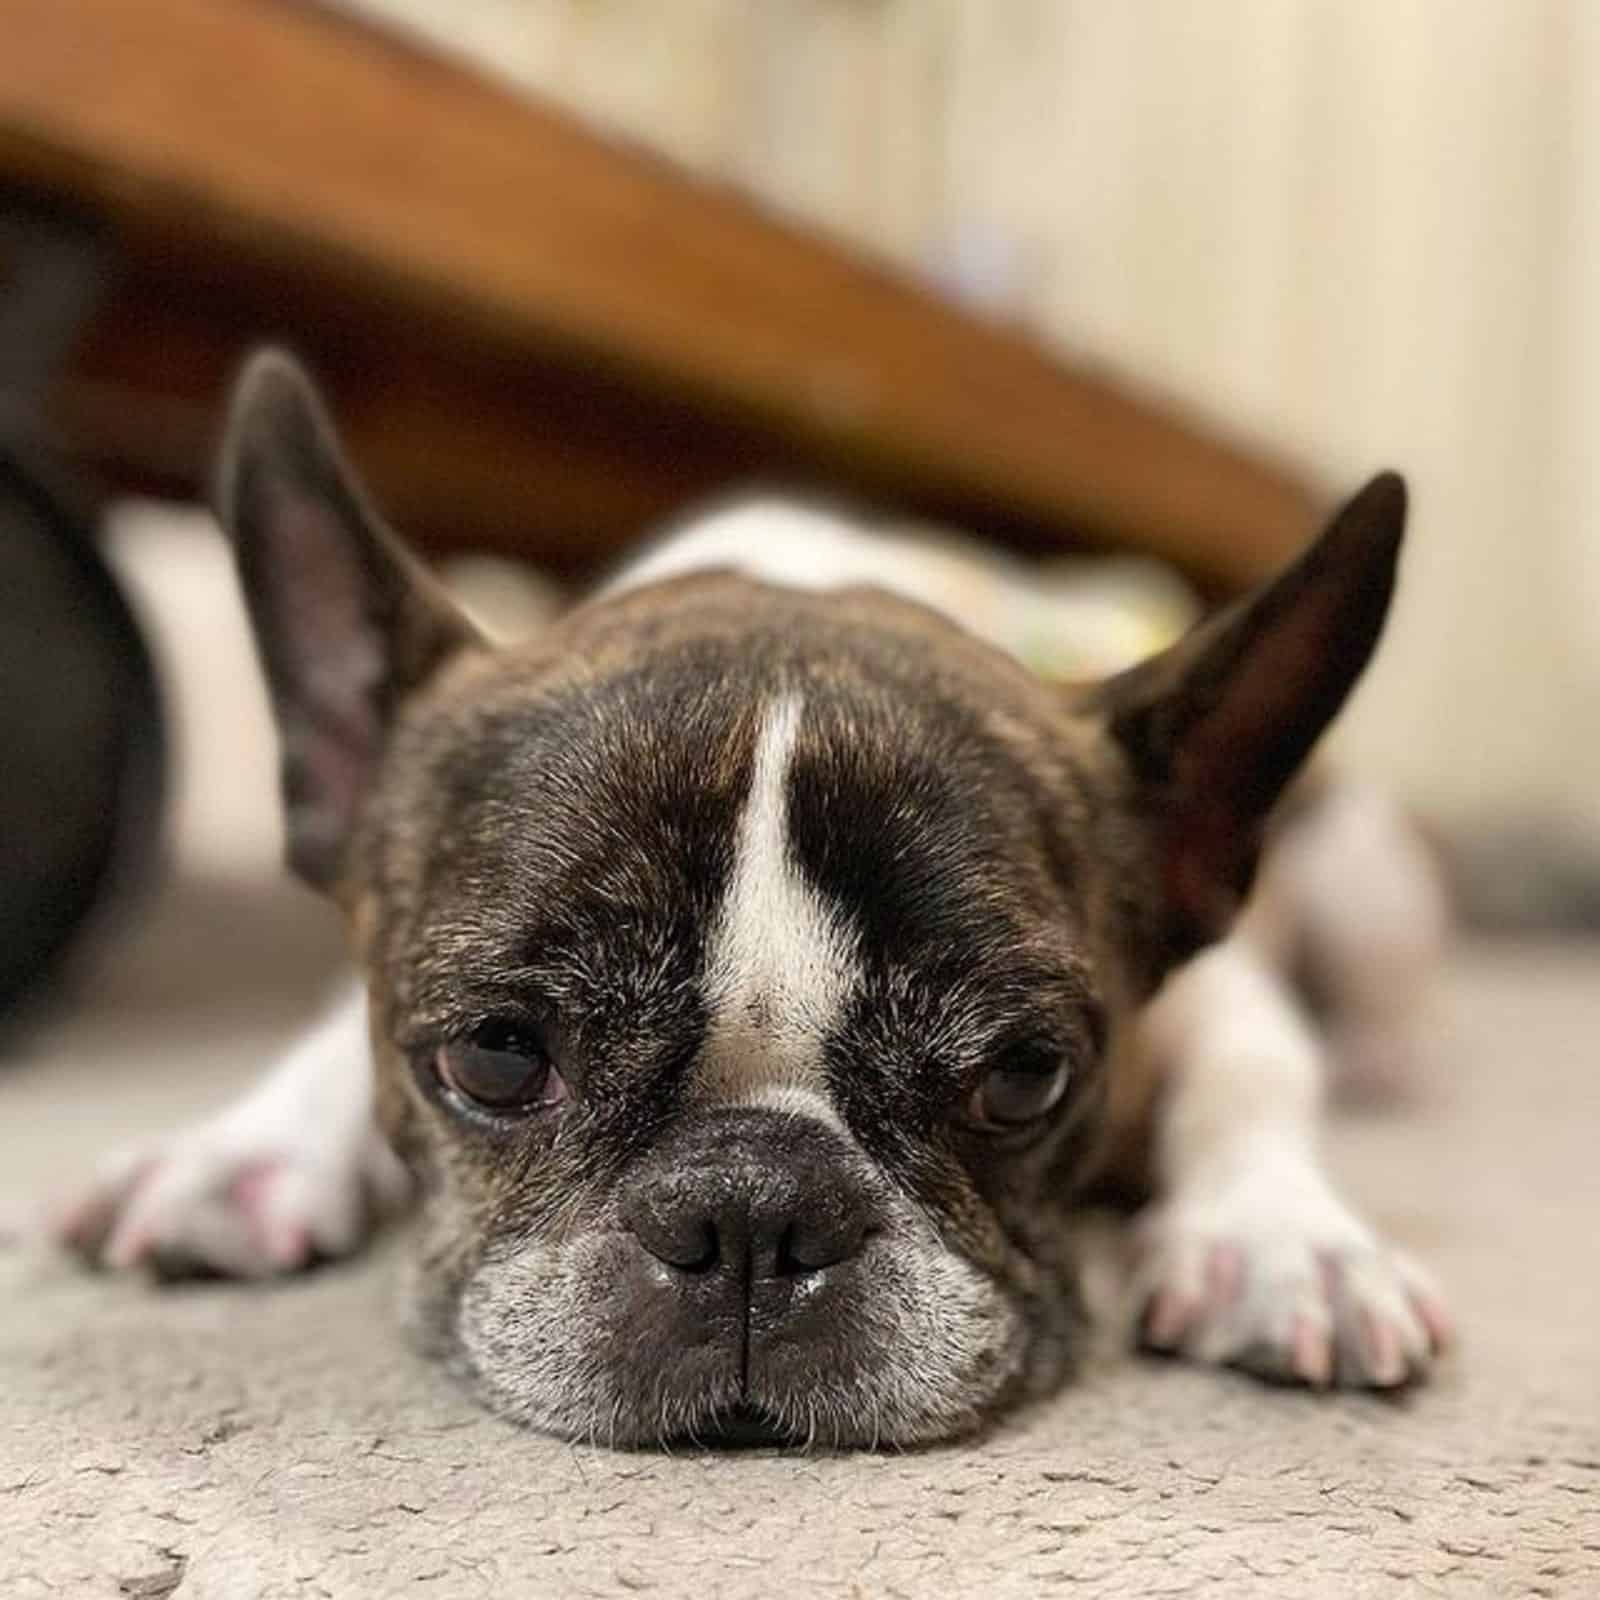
left=434, top=1024, right=567, bottom=1114
left=971, top=1045, right=1069, bottom=1128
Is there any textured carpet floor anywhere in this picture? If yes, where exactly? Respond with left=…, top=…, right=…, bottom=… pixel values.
left=2, top=879, right=1597, bottom=1599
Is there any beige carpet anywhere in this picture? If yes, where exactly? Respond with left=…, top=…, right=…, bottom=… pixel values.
left=2, top=871, right=1597, bottom=1599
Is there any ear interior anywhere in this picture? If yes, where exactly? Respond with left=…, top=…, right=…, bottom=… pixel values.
left=1091, top=471, right=1407, bottom=959
left=215, top=350, right=481, bottom=890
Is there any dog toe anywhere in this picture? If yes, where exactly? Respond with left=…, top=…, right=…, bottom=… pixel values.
left=1323, top=1247, right=1437, bottom=1387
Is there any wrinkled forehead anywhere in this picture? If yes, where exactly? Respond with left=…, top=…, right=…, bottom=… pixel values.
left=383, top=637, right=1095, bottom=1070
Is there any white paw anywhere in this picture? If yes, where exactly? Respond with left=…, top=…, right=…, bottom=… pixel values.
left=1132, top=1159, right=1451, bottom=1389
left=52, top=1121, right=408, bottom=1278
left=50, top=988, right=408, bottom=1279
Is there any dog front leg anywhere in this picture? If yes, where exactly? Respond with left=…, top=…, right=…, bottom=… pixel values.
left=1128, top=939, right=1451, bottom=1387
left=52, top=983, right=410, bottom=1277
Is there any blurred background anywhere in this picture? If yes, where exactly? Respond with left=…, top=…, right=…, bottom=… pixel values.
left=3, top=0, right=1599, bottom=1020
left=355, top=0, right=1600, bottom=826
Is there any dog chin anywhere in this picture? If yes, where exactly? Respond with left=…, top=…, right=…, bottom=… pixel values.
left=440, top=1231, right=1052, bottom=1449
left=456, top=1362, right=1018, bottom=1452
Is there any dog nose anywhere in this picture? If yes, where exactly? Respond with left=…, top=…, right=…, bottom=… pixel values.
left=623, top=1111, right=872, bottom=1282
left=627, top=1172, right=865, bottom=1279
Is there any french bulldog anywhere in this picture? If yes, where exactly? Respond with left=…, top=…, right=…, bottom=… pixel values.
left=55, top=351, right=1451, bottom=1447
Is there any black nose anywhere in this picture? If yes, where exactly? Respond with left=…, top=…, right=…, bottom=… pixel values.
left=623, top=1111, right=872, bottom=1282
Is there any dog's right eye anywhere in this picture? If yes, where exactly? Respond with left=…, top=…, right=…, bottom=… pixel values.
left=434, top=1024, right=568, bottom=1115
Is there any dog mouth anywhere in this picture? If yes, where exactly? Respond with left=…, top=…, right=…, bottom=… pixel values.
left=675, top=1402, right=801, bottom=1450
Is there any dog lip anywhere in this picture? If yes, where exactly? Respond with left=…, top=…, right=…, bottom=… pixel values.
left=687, top=1403, right=799, bottom=1450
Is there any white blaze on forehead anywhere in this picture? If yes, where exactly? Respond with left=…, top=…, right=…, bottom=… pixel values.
left=699, top=695, right=858, bottom=1099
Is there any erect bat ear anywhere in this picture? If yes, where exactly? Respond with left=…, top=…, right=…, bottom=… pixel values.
left=1085, top=471, right=1407, bottom=966
left=214, top=348, right=483, bottom=893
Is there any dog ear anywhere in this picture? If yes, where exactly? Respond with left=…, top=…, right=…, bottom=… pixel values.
left=1085, top=472, right=1406, bottom=964
left=215, top=349, right=483, bottom=892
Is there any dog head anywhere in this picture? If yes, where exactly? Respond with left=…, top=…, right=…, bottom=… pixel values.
left=216, top=351, right=1405, bottom=1445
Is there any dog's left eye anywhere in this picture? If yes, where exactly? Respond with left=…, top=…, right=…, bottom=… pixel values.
left=434, top=1024, right=567, bottom=1115
left=970, top=1044, right=1070, bottom=1129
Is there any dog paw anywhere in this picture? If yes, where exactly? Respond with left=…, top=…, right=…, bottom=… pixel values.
left=51, top=989, right=407, bottom=1279
left=1131, top=1165, right=1452, bottom=1389
left=52, top=1122, right=410, bottom=1279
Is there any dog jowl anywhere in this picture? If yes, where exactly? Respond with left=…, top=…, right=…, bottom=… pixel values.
left=61, top=350, right=1450, bottom=1445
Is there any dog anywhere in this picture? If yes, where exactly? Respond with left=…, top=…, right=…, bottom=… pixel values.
left=54, top=350, right=1451, bottom=1447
